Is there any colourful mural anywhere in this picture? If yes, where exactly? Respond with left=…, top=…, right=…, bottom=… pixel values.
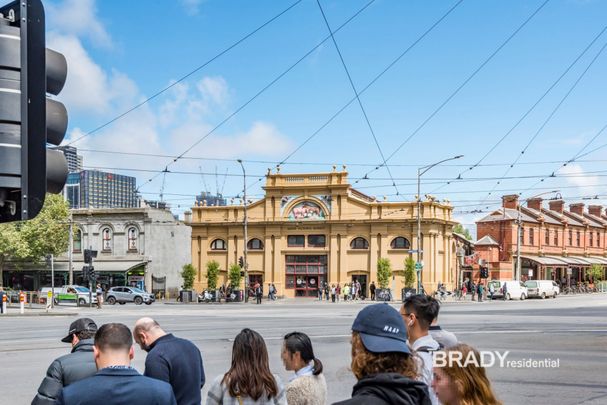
left=288, top=201, right=326, bottom=221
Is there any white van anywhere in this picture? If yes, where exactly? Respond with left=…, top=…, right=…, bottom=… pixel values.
left=487, top=280, right=528, bottom=300
left=524, top=280, right=558, bottom=299
left=39, top=285, right=97, bottom=305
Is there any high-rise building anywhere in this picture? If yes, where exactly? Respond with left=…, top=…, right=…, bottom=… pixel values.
left=55, top=145, right=83, bottom=172
left=196, top=191, right=226, bottom=207
left=65, top=170, right=139, bottom=209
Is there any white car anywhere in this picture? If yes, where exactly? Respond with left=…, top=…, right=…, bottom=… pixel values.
left=488, top=280, right=528, bottom=300
left=525, top=280, right=558, bottom=299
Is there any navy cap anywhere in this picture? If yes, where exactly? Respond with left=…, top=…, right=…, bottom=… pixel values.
left=352, top=304, right=409, bottom=355
left=61, top=318, right=97, bottom=343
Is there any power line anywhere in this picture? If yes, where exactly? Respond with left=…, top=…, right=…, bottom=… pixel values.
left=66, top=0, right=304, bottom=146
left=136, top=0, right=377, bottom=192
left=315, top=0, right=400, bottom=197
left=354, top=0, right=552, bottom=185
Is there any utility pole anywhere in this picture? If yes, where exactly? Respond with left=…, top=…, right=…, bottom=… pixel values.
left=416, top=155, right=463, bottom=294
left=50, top=254, right=54, bottom=309
left=68, top=216, right=73, bottom=285
left=237, top=160, right=248, bottom=303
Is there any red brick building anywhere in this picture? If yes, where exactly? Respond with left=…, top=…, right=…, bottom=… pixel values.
left=475, top=194, right=607, bottom=283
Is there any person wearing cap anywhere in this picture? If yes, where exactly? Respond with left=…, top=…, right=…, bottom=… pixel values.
left=402, top=295, right=441, bottom=405
left=32, top=318, right=98, bottom=405
left=333, top=304, right=431, bottom=405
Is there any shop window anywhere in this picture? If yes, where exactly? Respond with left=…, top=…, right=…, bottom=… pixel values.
left=554, top=231, right=558, bottom=246
left=101, top=227, right=113, bottom=252
left=576, top=231, right=581, bottom=247
left=390, top=237, right=410, bottom=249
left=545, top=229, right=550, bottom=245
left=285, top=255, right=327, bottom=297
left=210, top=239, right=227, bottom=250
left=127, top=227, right=138, bottom=252
left=529, top=228, right=534, bottom=245
left=308, top=235, right=326, bottom=247
left=288, top=235, right=305, bottom=247
left=247, top=238, right=264, bottom=250
left=350, top=237, right=369, bottom=249
left=73, top=229, right=82, bottom=253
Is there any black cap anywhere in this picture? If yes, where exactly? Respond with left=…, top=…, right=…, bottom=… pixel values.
left=61, top=318, right=97, bottom=343
left=352, top=304, right=410, bottom=354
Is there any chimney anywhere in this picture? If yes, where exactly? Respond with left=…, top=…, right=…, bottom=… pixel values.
left=184, top=211, right=192, bottom=223
left=549, top=199, right=564, bottom=214
left=502, top=194, right=519, bottom=209
left=588, top=205, right=602, bottom=217
left=527, top=198, right=542, bottom=211
left=569, top=203, right=584, bottom=216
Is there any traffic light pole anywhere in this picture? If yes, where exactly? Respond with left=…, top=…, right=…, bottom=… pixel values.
left=88, top=246, right=93, bottom=308
left=237, top=160, right=248, bottom=303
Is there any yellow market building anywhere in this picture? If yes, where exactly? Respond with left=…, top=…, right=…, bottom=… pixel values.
left=188, top=168, right=458, bottom=298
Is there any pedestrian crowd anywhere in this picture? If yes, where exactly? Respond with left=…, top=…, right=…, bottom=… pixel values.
left=32, top=295, right=501, bottom=405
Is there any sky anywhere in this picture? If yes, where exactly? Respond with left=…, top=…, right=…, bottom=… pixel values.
left=46, top=0, right=607, bottom=234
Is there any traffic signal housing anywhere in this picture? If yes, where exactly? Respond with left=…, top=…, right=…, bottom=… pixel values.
left=0, top=0, right=68, bottom=223
left=238, top=256, right=244, bottom=268
left=480, top=267, right=489, bottom=279
left=89, top=266, right=95, bottom=281
left=82, top=265, right=90, bottom=281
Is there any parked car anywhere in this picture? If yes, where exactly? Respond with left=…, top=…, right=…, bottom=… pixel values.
left=105, top=286, right=155, bottom=305
left=40, top=285, right=97, bottom=306
left=525, top=280, right=558, bottom=299
left=487, top=280, right=528, bottom=300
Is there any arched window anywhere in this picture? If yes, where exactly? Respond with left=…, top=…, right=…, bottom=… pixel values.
left=127, top=227, right=138, bottom=251
left=350, top=237, right=369, bottom=249
left=247, top=238, right=264, bottom=250
left=101, top=227, right=113, bottom=252
left=73, top=229, right=82, bottom=253
left=390, top=237, right=411, bottom=249
left=210, top=239, right=227, bottom=250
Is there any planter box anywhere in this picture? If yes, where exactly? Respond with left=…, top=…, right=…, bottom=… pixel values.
left=376, top=288, right=392, bottom=301
left=402, top=288, right=416, bottom=302
left=227, top=290, right=243, bottom=302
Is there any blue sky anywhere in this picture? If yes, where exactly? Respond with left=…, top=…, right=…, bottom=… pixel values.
left=47, top=0, right=607, bottom=231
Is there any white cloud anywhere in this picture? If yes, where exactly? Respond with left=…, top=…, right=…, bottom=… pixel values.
left=180, top=0, right=204, bottom=16
left=47, top=0, right=112, bottom=49
left=558, top=163, right=600, bottom=195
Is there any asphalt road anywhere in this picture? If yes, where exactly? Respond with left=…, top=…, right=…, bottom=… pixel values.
left=1, top=294, right=606, bottom=404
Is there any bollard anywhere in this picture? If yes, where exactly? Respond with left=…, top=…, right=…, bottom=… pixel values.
left=19, top=291, right=25, bottom=314
left=1, top=294, right=6, bottom=314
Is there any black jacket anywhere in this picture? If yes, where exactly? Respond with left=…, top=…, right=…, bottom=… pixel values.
left=57, top=367, right=176, bottom=405
left=332, top=373, right=431, bottom=405
left=31, top=339, right=97, bottom=405
left=145, top=333, right=205, bottom=405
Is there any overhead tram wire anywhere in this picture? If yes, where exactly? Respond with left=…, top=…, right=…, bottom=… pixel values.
left=66, top=0, right=304, bottom=146
left=475, top=35, right=607, bottom=206
left=429, top=22, right=607, bottom=195
left=244, top=0, right=465, bottom=192
left=315, top=0, right=401, bottom=197
left=76, top=148, right=607, bottom=168
left=135, top=0, right=378, bottom=193
left=354, top=0, right=552, bottom=186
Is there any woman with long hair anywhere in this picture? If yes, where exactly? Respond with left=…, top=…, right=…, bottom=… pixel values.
left=206, top=328, right=286, bottom=405
left=432, top=344, right=502, bottom=405
left=281, top=332, right=327, bottom=405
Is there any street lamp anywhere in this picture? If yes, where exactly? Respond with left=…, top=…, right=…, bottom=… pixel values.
left=515, top=190, right=559, bottom=282
left=416, top=154, right=464, bottom=294
left=237, top=159, right=248, bottom=303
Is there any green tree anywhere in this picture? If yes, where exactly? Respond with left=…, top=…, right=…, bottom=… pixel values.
left=377, top=258, right=392, bottom=289
left=404, top=257, right=416, bottom=289
left=180, top=264, right=196, bottom=290
left=0, top=194, right=69, bottom=286
left=453, top=223, right=472, bottom=241
left=206, top=260, right=220, bottom=290
left=587, top=264, right=604, bottom=282
left=228, top=263, right=242, bottom=289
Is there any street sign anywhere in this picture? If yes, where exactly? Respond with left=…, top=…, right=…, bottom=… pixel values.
left=408, top=249, right=423, bottom=254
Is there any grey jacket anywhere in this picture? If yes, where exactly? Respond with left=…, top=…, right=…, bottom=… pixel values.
left=31, top=339, right=97, bottom=405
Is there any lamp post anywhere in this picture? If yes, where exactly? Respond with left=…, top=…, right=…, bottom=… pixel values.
left=515, top=190, right=559, bottom=282
left=416, top=155, right=464, bottom=294
left=237, top=159, right=248, bottom=303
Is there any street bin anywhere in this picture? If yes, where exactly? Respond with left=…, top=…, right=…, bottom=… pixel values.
left=179, top=290, right=191, bottom=303
left=401, top=288, right=416, bottom=302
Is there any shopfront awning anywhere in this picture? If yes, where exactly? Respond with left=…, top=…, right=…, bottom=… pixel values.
left=585, top=256, right=607, bottom=265
left=521, top=255, right=568, bottom=266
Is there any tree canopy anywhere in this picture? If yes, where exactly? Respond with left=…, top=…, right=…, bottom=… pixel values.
left=453, top=223, right=473, bottom=240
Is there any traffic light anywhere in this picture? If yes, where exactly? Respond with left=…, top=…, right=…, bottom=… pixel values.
left=0, top=0, right=69, bottom=223
left=84, top=249, right=97, bottom=265
left=480, top=267, right=489, bottom=279
left=89, top=266, right=95, bottom=280
left=82, top=265, right=89, bottom=280
left=238, top=256, right=244, bottom=268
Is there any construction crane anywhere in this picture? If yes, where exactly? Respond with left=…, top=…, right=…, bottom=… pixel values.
left=159, top=167, right=169, bottom=203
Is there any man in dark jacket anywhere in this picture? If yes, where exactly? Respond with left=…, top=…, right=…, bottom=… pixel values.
left=134, top=317, right=205, bottom=405
left=333, top=304, right=431, bottom=405
left=32, top=318, right=98, bottom=405
left=57, top=323, right=176, bottom=405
